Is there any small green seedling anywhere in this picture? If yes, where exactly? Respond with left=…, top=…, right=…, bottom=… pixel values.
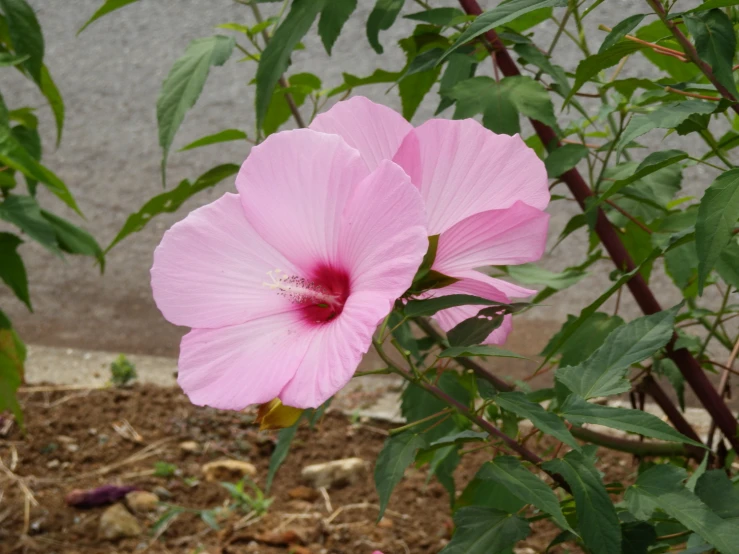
left=220, top=477, right=273, bottom=516
left=110, top=354, right=137, bottom=387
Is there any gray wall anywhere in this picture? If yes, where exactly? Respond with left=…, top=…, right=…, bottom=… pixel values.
left=1, top=0, right=725, bottom=357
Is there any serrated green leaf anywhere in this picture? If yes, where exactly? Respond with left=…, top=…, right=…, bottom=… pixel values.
left=436, top=51, right=477, bottom=114
left=684, top=9, right=739, bottom=100
left=567, top=41, right=645, bottom=104
left=41, top=210, right=104, bottom=269
left=621, top=521, right=657, bottom=554
left=447, top=309, right=504, bottom=347
left=405, top=7, right=464, bottom=26
left=695, top=470, right=739, bottom=521
left=555, top=305, right=680, bottom=399
left=106, top=163, right=239, bottom=251
left=599, top=14, right=646, bottom=54
left=0, top=232, right=29, bottom=309
left=375, top=432, right=427, bottom=520
left=442, top=0, right=567, bottom=60
left=439, top=345, right=526, bottom=359
left=543, top=451, right=621, bottom=554
left=495, top=391, right=580, bottom=451
left=366, top=0, right=404, bottom=54
left=0, top=195, right=59, bottom=254
left=179, top=129, right=247, bottom=151
left=695, top=168, right=739, bottom=293
left=618, top=101, right=716, bottom=148
left=542, top=312, right=624, bottom=368
left=428, top=430, right=488, bottom=448
left=689, top=0, right=739, bottom=12
left=440, top=506, right=530, bottom=554
left=327, top=68, right=401, bottom=97
left=625, top=465, right=739, bottom=554
left=545, top=144, right=589, bottom=178
left=158, top=35, right=234, bottom=183
left=716, top=238, right=739, bottom=289
left=560, top=395, right=703, bottom=446
left=480, top=456, right=572, bottom=531
left=78, top=0, right=141, bottom=34
left=318, top=0, right=356, bottom=54
left=0, top=0, right=43, bottom=82
left=404, top=294, right=511, bottom=318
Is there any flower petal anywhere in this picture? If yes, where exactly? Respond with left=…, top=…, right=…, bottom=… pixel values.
left=151, top=193, right=297, bottom=329
left=338, top=159, right=428, bottom=296
left=236, top=129, right=369, bottom=271
left=424, top=277, right=513, bottom=345
left=434, top=201, right=550, bottom=274
left=310, top=96, right=413, bottom=171
left=177, top=311, right=312, bottom=410
left=392, top=118, right=549, bottom=235
left=453, top=270, right=537, bottom=299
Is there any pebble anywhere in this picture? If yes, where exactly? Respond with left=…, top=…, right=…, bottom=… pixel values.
left=125, top=491, right=160, bottom=514
left=179, top=440, right=202, bottom=455
left=98, top=503, right=142, bottom=540
left=201, top=459, right=257, bottom=482
left=255, top=529, right=304, bottom=545
left=46, top=459, right=60, bottom=469
left=377, top=517, right=393, bottom=529
left=288, top=486, right=320, bottom=502
left=300, top=458, right=368, bottom=489
left=66, top=444, right=79, bottom=453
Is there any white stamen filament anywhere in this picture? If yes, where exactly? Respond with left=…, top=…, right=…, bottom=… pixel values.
left=263, top=270, right=340, bottom=307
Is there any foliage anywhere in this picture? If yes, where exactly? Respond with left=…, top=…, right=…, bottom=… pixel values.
left=78, top=0, right=739, bottom=552
left=0, top=0, right=103, bottom=426
left=109, top=354, right=137, bottom=387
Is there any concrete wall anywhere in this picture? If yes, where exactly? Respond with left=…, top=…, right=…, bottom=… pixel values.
left=1, top=0, right=725, bottom=357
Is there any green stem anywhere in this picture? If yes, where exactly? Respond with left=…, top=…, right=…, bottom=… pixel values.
left=698, top=286, right=733, bottom=359
left=389, top=408, right=453, bottom=436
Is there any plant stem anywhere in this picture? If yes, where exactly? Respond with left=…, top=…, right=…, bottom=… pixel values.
left=389, top=408, right=453, bottom=436
left=698, top=286, right=732, bottom=359
left=457, top=0, right=738, bottom=450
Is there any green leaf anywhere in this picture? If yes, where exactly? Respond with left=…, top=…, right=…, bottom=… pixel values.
left=405, top=7, right=464, bottom=26
left=596, top=150, right=688, bottom=207
left=39, top=66, right=64, bottom=146
left=77, top=0, right=141, bottom=34
left=428, top=430, right=488, bottom=449
left=178, top=129, right=247, bottom=152
left=542, top=312, right=624, bottom=368
left=439, top=345, right=526, bottom=359
left=404, top=294, right=511, bottom=318
left=447, top=309, right=504, bottom=347
left=0, top=328, right=25, bottom=427
left=366, top=0, right=404, bottom=54
left=442, top=0, right=567, bottom=60
left=599, top=14, right=646, bottom=54
left=543, top=451, right=621, bottom=554
left=436, top=51, right=477, bottom=114
left=41, top=210, right=104, bottom=269
left=0, top=52, right=27, bottom=66
left=513, top=42, right=570, bottom=97
left=375, top=432, right=427, bottom=520
left=555, top=305, right=680, bottom=399
left=695, top=470, right=739, bottom=521
left=695, top=168, right=739, bottom=293
left=318, top=0, right=356, bottom=54
left=266, top=417, right=300, bottom=493
left=255, top=0, right=322, bottom=129
left=0, top=195, right=59, bottom=254
left=567, top=41, right=645, bottom=104
left=621, top=522, right=657, bottom=554
left=262, top=72, right=321, bottom=135
left=327, top=68, right=401, bottom=97
left=716, top=238, right=739, bottom=289
left=506, top=263, right=587, bottom=292
left=480, top=456, right=572, bottom=531
left=106, top=163, right=239, bottom=251
left=618, top=101, right=716, bottom=149
left=689, top=0, right=739, bottom=11
left=625, top=465, right=739, bottom=554
left=495, top=391, right=581, bottom=451
left=0, top=0, right=43, bottom=82
left=545, top=144, right=589, bottom=178
left=684, top=9, right=739, bottom=100
left=440, top=506, right=530, bottom=554
left=0, top=232, right=29, bottom=309
left=560, top=395, right=703, bottom=446
left=158, top=35, right=234, bottom=182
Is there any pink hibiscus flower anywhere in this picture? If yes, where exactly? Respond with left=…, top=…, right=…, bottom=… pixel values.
left=151, top=129, right=427, bottom=409
left=311, top=97, right=550, bottom=345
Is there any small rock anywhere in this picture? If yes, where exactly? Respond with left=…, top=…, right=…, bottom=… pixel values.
left=288, top=486, right=319, bottom=502
left=201, top=459, right=256, bottom=482
left=255, top=529, right=304, bottom=546
left=152, top=486, right=172, bottom=500
left=46, top=459, right=60, bottom=469
left=179, top=440, right=202, bottom=455
left=300, top=458, right=368, bottom=489
left=66, top=444, right=79, bottom=453
left=377, top=517, right=393, bottom=529
left=98, top=503, right=142, bottom=540
left=125, top=491, right=159, bottom=514
left=514, top=549, right=536, bottom=554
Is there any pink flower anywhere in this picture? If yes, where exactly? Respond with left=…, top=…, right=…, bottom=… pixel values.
left=311, top=97, right=550, bottom=345
left=151, top=129, right=427, bottom=409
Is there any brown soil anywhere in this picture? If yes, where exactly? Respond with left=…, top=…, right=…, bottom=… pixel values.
left=0, top=385, right=635, bottom=554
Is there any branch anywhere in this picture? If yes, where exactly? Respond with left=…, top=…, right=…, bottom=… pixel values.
left=457, top=0, right=737, bottom=450
left=646, top=0, right=739, bottom=114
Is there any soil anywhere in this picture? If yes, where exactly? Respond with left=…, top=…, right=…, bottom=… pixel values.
left=0, top=385, right=636, bottom=554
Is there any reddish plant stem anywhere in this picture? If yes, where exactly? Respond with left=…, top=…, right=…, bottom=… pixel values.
left=457, top=0, right=738, bottom=449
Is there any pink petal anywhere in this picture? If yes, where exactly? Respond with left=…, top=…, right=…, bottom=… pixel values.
left=151, top=193, right=297, bottom=329
left=236, top=129, right=369, bottom=272
left=310, top=96, right=413, bottom=171
left=434, top=201, right=550, bottom=275
left=392, top=119, right=549, bottom=235
left=338, top=160, right=428, bottom=297
left=424, top=277, right=513, bottom=345
left=178, top=311, right=312, bottom=410
left=453, top=270, right=537, bottom=299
